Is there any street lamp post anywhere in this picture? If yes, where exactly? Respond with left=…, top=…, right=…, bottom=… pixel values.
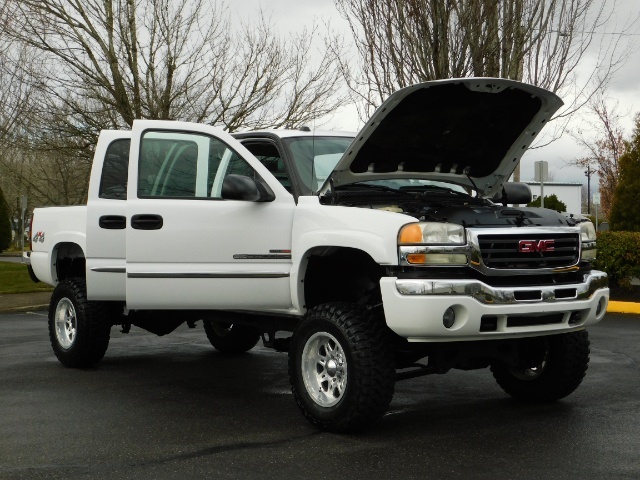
left=584, top=165, right=592, bottom=214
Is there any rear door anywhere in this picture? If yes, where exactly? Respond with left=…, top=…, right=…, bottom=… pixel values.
left=125, top=120, right=296, bottom=311
left=86, top=131, right=131, bottom=300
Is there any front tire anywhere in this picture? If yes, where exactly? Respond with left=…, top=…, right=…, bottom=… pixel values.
left=491, top=331, right=590, bottom=402
left=48, top=278, right=111, bottom=368
left=288, top=303, right=395, bottom=433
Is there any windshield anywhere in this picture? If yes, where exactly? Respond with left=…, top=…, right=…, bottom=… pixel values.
left=282, top=136, right=353, bottom=192
left=282, top=135, right=471, bottom=196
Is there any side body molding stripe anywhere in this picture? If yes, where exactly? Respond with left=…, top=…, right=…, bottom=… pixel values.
left=127, top=272, right=290, bottom=279
left=90, top=267, right=127, bottom=273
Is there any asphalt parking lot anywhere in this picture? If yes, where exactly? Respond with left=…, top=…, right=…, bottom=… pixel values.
left=1, top=311, right=639, bottom=480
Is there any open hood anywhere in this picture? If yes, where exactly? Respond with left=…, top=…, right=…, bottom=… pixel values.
left=324, top=78, right=563, bottom=197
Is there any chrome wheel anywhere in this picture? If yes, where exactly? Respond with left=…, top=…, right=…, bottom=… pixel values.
left=211, top=322, right=232, bottom=337
left=289, top=303, right=396, bottom=432
left=509, top=350, right=549, bottom=381
left=301, top=332, right=348, bottom=407
left=202, top=319, right=260, bottom=353
left=54, top=297, right=77, bottom=349
left=491, top=332, right=590, bottom=402
left=48, top=278, right=111, bottom=367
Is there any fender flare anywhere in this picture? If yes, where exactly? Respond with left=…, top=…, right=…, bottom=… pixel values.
left=290, top=232, right=396, bottom=312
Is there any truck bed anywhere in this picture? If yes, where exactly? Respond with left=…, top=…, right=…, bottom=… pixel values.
left=30, top=206, right=87, bottom=286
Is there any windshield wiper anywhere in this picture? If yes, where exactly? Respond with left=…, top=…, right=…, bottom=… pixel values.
left=339, top=183, right=408, bottom=194
left=399, top=185, right=468, bottom=196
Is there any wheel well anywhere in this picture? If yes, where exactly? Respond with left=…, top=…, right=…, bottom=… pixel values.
left=54, top=242, right=86, bottom=282
left=303, top=247, right=384, bottom=309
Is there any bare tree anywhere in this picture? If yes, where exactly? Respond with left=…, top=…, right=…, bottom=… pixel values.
left=1, top=0, right=346, bottom=206
left=572, top=97, right=627, bottom=219
left=1, top=147, right=90, bottom=206
left=335, top=0, right=636, bottom=180
left=5, top=0, right=345, bottom=141
left=0, top=4, right=44, bottom=216
left=0, top=3, right=37, bottom=143
left=0, top=36, right=91, bottom=209
left=337, top=0, right=634, bottom=113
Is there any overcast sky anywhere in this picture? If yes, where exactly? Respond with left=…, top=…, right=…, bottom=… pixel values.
left=235, top=0, right=640, bottom=189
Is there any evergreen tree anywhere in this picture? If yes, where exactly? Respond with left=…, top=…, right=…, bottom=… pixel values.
left=609, top=116, right=640, bottom=232
left=0, top=186, right=12, bottom=253
left=527, top=194, right=567, bottom=213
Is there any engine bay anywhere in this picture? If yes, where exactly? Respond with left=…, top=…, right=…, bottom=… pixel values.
left=325, top=184, right=576, bottom=228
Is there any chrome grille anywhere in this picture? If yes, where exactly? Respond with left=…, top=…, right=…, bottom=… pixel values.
left=478, top=233, right=580, bottom=269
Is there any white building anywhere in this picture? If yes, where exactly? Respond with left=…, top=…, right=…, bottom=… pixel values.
left=524, top=182, right=583, bottom=214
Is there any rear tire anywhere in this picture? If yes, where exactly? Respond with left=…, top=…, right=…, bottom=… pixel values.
left=491, top=331, right=590, bottom=402
left=48, top=278, right=111, bottom=368
left=203, top=320, right=261, bottom=353
left=288, top=303, right=395, bottom=433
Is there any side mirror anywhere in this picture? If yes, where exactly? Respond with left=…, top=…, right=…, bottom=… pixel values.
left=221, top=174, right=275, bottom=202
left=490, top=182, right=532, bottom=206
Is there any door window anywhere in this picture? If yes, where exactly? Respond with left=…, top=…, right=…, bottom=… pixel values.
left=137, top=131, right=259, bottom=199
left=99, top=139, right=131, bottom=200
left=243, top=141, right=291, bottom=191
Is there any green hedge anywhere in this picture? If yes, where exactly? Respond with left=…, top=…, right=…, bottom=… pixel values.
left=594, top=231, right=640, bottom=288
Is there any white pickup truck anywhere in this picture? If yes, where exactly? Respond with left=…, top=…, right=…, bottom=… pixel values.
left=26, top=78, right=609, bottom=432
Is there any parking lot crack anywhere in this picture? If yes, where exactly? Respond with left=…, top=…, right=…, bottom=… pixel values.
left=143, top=431, right=323, bottom=466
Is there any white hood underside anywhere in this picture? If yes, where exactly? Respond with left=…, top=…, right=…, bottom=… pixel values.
left=324, top=78, right=563, bottom=197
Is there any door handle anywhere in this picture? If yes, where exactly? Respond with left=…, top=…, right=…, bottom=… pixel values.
left=131, top=214, right=164, bottom=230
left=99, top=215, right=126, bottom=230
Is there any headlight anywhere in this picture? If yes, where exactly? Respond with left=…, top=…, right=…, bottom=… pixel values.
left=579, top=222, right=596, bottom=241
left=398, top=222, right=466, bottom=245
left=398, top=222, right=467, bottom=266
left=579, top=221, right=597, bottom=261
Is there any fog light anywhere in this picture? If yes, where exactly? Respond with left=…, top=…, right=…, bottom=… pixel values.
left=596, top=297, right=605, bottom=316
left=443, top=308, right=456, bottom=328
left=569, top=311, right=582, bottom=325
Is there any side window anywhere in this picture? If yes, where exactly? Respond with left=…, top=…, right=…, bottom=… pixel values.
left=99, top=139, right=130, bottom=200
left=138, top=130, right=260, bottom=199
left=243, top=141, right=291, bottom=191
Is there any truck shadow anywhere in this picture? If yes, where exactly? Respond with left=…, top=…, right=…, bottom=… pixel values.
left=80, top=337, right=590, bottom=438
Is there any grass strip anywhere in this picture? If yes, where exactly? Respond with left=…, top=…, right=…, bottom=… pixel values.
left=0, top=263, right=53, bottom=294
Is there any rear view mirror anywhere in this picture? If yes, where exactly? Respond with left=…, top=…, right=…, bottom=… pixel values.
left=490, top=182, right=532, bottom=206
left=221, top=174, right=275, bottom=202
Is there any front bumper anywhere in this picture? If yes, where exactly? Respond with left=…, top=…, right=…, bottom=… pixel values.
left=380, top=271, right=609, bottom=342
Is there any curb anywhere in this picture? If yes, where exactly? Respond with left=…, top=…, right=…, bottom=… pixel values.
left=0, top=291, right=52, bottom=315
left=607, top=301, right=640, bottom=315
left=0, top=304, right=48, bottom=314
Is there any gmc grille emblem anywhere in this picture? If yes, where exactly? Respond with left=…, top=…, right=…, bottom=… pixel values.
left=518, top=239, right=555, bottom=253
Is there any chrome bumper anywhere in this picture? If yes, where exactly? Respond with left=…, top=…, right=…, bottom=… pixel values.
left=380, top=271, right=609, bottom=342
left=395, top=271, right=608, bottom=305
left=22, top=251, right=31, bottom=265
